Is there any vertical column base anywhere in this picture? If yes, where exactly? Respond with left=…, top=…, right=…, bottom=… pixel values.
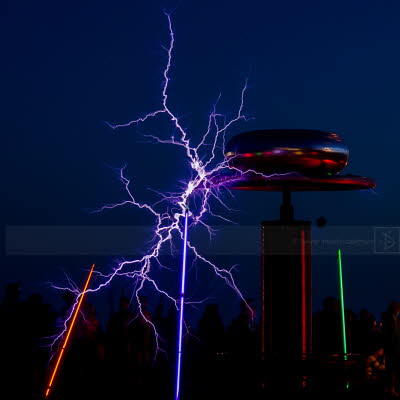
left=261, top=220, right=312, bottom=390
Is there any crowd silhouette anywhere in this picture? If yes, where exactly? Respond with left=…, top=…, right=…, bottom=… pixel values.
left=2, top=281, right=400, bottom=399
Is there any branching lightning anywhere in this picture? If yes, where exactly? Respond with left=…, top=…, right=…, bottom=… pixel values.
left=49, top=11, right=282, bottom=368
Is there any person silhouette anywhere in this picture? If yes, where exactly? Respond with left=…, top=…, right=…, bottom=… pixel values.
left=382, top=301, right=400, bottom=396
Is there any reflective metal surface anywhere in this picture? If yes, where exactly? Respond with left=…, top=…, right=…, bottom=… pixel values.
left=225, top=129, right=349, bottom=175
left=212, top=171, right=376, bottom=191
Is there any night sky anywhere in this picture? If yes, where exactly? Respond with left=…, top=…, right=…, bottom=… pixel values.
left=2, top=0, right=400, bottom=327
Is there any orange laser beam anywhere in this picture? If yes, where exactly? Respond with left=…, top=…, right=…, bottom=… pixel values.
left=45, top=263, right=95, bottom=398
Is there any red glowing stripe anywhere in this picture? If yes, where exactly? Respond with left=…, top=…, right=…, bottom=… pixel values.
left=300, top=230, right=307, bottom=356
left=45, top=263, right=95, bottom=398
left=321, top=158, right=337, bottom=165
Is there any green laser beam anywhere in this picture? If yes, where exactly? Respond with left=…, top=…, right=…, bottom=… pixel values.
left=337, top=249, right=347, bottom=359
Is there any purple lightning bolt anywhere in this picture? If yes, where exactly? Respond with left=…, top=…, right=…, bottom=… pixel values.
left=49, top=12, right=287, bottom=376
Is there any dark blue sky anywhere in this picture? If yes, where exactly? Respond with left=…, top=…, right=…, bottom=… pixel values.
left=2, top=0, right=400, bottom=324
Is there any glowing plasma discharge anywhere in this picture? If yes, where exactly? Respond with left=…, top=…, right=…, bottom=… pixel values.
left=49, top=11, right=284, bottom=380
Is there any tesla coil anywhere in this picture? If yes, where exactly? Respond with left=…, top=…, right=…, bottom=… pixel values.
left=213, top=129, right=375, bottom=389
